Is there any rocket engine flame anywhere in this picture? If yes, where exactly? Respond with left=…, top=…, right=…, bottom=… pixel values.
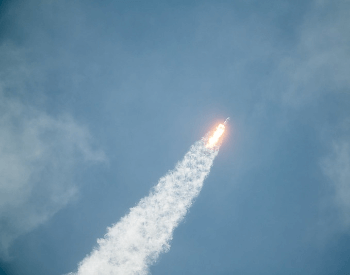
left=206, top=123, right=225, bottom=148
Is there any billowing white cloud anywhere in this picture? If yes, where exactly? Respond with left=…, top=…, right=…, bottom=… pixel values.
left=0, top=91, right=105, bottom=259
left=69, top=137, right=219, bottom=275
left=321, top=139, right=350, bottom=229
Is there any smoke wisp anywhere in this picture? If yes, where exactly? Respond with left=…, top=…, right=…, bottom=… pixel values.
left=70, top=138, right=220, bottom=275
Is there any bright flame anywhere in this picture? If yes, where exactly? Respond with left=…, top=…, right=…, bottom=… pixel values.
left=206, top=124, right=225, bottom=148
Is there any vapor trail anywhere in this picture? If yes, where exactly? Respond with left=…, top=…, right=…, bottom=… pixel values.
left=69, top=127, right=225, bottom=275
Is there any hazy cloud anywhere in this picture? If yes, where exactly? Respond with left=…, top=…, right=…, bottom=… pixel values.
left=322, top=139, right=350, bottom=229
left=279, top=1, right=350, bottom=106
left=0, top=42, right=106, bottom=258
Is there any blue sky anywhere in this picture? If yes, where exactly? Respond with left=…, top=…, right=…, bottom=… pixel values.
left=0, top=0, right=349, bottom=274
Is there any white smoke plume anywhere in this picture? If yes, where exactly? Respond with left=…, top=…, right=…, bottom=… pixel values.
left=70, top=137, right=220, bottom=275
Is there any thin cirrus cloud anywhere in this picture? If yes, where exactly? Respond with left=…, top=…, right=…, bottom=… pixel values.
left=273, top=0, right=350, bottom=231
left=0, top=91, right=106, bottom=259
left=0, top=35, right=106, bottom=259
left=298, top=1, right=350, bottom=231
left=277, top=0, right=350, bottom=107
left=321, top=139, right=350, bottom=229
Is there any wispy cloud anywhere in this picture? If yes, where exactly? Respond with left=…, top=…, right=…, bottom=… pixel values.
left=280, top=1, right=350, bottom=230
left=321, top=139, right=350, bottom=229
left=279, top=0, right=350, bottom=107
left=0, top=46, right=105, bottom=259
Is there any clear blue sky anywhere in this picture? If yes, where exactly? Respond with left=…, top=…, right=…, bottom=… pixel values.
left=0, top=0, right=349, bottom=274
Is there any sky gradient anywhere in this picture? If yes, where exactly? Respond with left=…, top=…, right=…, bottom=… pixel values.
left=0, top=0, right=350, bottom=274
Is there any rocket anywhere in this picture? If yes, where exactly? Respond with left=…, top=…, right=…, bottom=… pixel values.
left=224, top=117, right=230, bottom=125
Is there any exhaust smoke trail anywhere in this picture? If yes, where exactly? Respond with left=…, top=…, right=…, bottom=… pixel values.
left=69, top=122, right=227, bottom=275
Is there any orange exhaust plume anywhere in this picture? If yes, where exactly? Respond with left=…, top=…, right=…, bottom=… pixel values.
left=206, top=123, right=225, bottom=148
